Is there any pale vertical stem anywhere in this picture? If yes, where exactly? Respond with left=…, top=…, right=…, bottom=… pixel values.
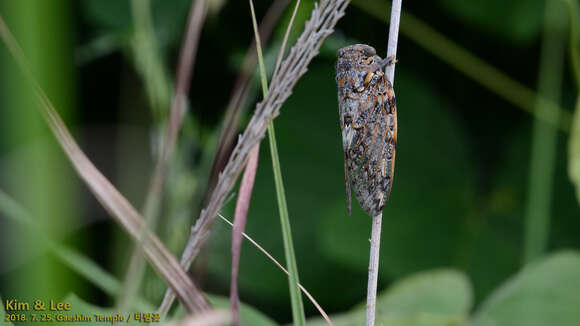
left=366, top=1, right=402, bottom=325
left=385, top=0, right=401, bottom=83
left=365, top=213, right=382, bottom=326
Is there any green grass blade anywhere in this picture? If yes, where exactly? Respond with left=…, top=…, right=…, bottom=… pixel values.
left=249, top=0, right=268, bottom=100
left=249, top=0, right=306, bottom=324
left=266, top=123, right=307, bottom=325
left=523, top=0, right=567, bottom=263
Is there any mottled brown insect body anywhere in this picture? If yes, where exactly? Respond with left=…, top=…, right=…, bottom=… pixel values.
left=335, top=44, right=397, bottom=217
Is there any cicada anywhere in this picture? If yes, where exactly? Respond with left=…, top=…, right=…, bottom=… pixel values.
left=335, top=44, right=397, bottom=217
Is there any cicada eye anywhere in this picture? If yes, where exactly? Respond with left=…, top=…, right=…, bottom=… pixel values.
left=360, top=45, right=376, bottom=57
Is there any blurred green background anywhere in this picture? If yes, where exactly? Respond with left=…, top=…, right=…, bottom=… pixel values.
left=0, top=0, right=579, bottom=325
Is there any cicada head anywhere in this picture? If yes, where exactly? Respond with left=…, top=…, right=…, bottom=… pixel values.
left=336, top=44, right=382, bottom=72
left=337, top=44, right=376, bottom=58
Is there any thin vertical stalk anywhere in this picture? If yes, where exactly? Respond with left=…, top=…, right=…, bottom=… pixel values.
left=366, top=1, right=401, bottom=325
left=523, top=0, right=566, bottom=264
left=365, top=213, right=382, bottom=326
left=384, top=0, right=401, bottom=83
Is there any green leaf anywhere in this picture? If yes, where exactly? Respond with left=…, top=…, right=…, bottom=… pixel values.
left=469, top=251, right=580, bottom=326
left=373, top=269, right=472, bottom=319
left=306, top=269, right=473, bottom=326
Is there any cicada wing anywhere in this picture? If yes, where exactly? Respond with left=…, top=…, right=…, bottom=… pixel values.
left=348, top=73, right=396, bottom=217
left=383, top=78, right=397, bottom=203
left=344, top=157, right=352, bottom=216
